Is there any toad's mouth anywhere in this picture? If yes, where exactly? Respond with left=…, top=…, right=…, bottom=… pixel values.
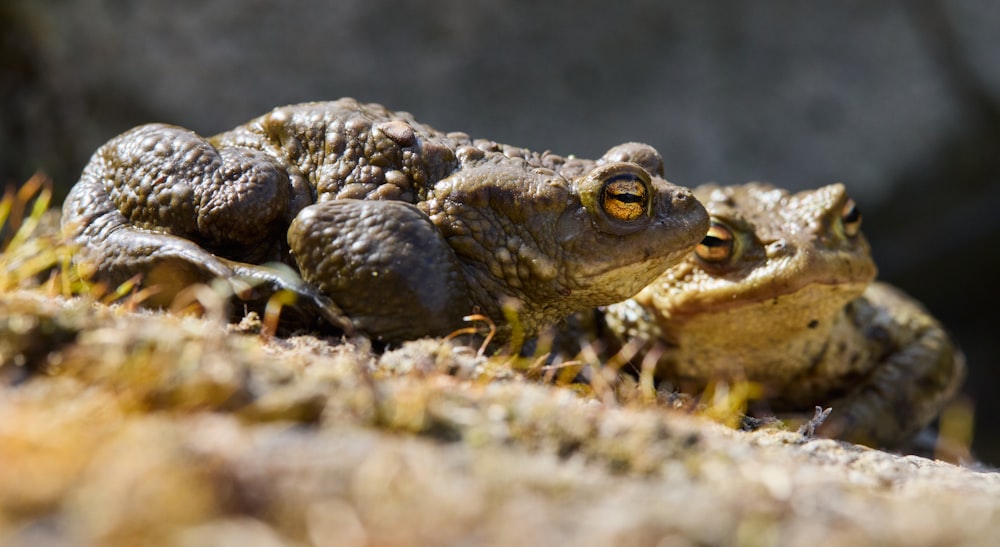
left=568, top=211, right=709, bottom=285
left=664, top=238, right=880, bottom=318
left=572, top=243, right=699, bottom=306
left=668, top=277, right=874, bottom=320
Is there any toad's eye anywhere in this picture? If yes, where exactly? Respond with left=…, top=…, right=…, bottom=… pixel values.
left=601, top=173, right=649, bottom=222
left=581, top=162, right=654, bottom=235
left=695, top=221, right=734, bottom=262
left=840, top=198, right=862, bottom=237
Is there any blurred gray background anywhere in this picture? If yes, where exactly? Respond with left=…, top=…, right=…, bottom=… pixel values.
left=3, top=0, right=998, bottom=464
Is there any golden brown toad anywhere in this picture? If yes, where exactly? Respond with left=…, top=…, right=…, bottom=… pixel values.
left=604, top=183, right=964, bottom=447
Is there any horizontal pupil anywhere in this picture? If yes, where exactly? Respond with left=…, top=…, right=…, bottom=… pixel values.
left=612, top=192, right=644, bottom=204
left=700, top=236, right=726, bottom=247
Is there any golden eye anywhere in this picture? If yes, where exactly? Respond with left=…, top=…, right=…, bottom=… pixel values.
left=601, top=173, right=649, bottom=222
left=695, top=222, right=734, bottom=262
left=580, top=163, right=655, bottom=235
left=840, top=198, right=862, bottom=237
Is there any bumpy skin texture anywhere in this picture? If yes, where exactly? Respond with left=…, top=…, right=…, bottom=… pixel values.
left=62, top=99, right=709, bottom=344
left=604, top=183, right=964, bottom=447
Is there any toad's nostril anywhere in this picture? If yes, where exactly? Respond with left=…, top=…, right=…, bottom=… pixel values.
left=767, top=240, right=788, bottom=254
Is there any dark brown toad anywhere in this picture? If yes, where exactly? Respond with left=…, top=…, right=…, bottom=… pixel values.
left=62, top=99, right=709, bottom=344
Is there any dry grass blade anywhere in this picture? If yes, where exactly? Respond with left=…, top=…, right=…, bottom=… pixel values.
left=0, top=175, right=156, bottom=304
left=444, top=313, right=496, bottom=357
left=0, top=174, right=78, bottom=295
left=261, top=289, right=299, bottom=337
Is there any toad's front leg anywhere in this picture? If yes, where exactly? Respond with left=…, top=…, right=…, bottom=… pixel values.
left=288, top=199, right=474, bottom=344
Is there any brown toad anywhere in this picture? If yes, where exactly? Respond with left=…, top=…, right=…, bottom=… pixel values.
left=604, top=183, right=964, bottom=446
left=62, top=99, right=709, bottom=344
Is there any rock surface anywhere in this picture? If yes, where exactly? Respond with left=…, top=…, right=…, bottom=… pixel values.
left=1, top=290, right=997, bottom=546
